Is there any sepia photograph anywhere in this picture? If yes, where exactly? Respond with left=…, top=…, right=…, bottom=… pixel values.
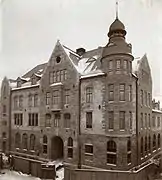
left=0, top=0, right=162, bottom=179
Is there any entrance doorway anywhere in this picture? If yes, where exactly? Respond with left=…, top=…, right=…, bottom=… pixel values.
left=51, top=136, right=64, bottom=160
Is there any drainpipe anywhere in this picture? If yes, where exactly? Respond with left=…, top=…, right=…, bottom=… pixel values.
left=8, top=88, right=12, bottom=153
left=135, top=77, right=139, bottom=167
left=78, top=78, right=81, bottom=169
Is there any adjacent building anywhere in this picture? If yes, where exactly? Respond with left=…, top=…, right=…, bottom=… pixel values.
left=0, top=16, right=162, bottom=179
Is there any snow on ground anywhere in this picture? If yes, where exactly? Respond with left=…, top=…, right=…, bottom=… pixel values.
left=0, top=170, right=41, bottom=180
left=56, top=168, right=64, bottom=180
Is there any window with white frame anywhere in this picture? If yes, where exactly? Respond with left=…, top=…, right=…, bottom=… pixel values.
left=86, top=87, right=93, bottom=103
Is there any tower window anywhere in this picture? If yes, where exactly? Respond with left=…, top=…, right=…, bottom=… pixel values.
left=119, top=84, right=125, bottom=101
left=108, top=84, right=114, bottom=101
left=123, top=60, right=128, bottom=69
left=108, top=60, right=113, bottom=70
left=116, top=59, right=121, bottom=69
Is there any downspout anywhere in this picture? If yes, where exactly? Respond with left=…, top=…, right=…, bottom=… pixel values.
left=8, top=88, right=12, bottom=153
left=78, top=77, right=81, bottom=169
left=135, top=77, right=139, bottom=167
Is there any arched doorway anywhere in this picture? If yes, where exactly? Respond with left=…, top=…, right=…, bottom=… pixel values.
left=51, top=136, right=64, bottom=160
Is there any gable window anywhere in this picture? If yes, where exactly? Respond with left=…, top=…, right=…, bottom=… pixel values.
left=45, top=114, right=51, bottom=127
left=85, top=144, right=93, bottom=161
left=127, top=139, right=131, bottom=164
left=15, top=132, right=21, bottom=149
left=56, top=71, right=61, bottom=82
left=34, top=94, right=38, bottom=107
left=29, top=134, right=35, bottom=151
left=119, top=111, right=125, bottom=130
left=86, top=87, right=93, bottom=103
left=64, top=69, right=67, bottom=80
left=49, top=72, right=53, bottom=84
left=86, top=112, right=92, bottom=129
left=141, top=113, right=143, bottom=129
left=65, top=89, right=70, bottom=104
left=46, top=92, right=51, bottom=105
left=31, top=77, right=36, bottom=85
left=128, top=85, right=132, bottom=101
left=116, top=59, right=121, bottom=69
left=22, top=133, right=28, bottom=150
left=67, top=137, right=73, bottom=158
left=108, top=84, right=114, bottom=101
left=123, top=60, right=128, bottom=69
left=119, top=84, right=125, bottom=101
left=54, top=113, right=60, bottom=127
left=52, top=90, right=60, bottom=104
left=56, top=56, right=61, bottom=63
left=64, top=113, right=71, bottom=128
left=108, top=111, right=114, bottom=130
left=107, top=140, right=117, bottom=165
left=108, top=60, right=113, bottom=70
left=43, top=135, right=48, bottom=154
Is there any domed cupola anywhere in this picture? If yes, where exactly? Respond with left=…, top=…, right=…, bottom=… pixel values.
left=108, top=18, right=126, bottom=39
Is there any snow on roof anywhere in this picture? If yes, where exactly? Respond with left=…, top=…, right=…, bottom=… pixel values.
left=132, top=57, right=141, bottom=74
left=81, top=71, right=105, bottom=79
left=20, top=77, right=30, bottom=81
left=63, top=45, right=81, bottom=59
left=12, top=84, right=39, bottom=91
left=34, top=73, right=42, bottom=78
left=152, top=109, right=162, bottom=113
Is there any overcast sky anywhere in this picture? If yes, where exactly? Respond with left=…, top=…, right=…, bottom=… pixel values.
left=0, top=0, right=162, bottom=101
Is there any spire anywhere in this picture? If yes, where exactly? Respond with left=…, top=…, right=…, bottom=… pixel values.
left=116, top=0, right=119, bottom=19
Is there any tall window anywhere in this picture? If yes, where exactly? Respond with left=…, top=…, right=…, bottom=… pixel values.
left=34, top=94, right=38, bottom=107
left=64, top=69, right=68, bottom=80
left=28, top=94, right=32, bottom=107
left=30, top=134, right=35, bottom=150
left=148, top=114, right=151, bottom=128
left=52, top=90, right=59, bottom=104
left=128, top=85, right=132, bottom=101
left=3, top=105, right=6, bottom=116
left=54, top=113, right=60, bottom=127
left=14, top=113, right=23, bottom=126
left=60, top=70, right=64, bottom=81
left=85, top=144, right=93, bottom=161
left=43, top=135, right=48, bottom=154
left=56, top=71, right=61, bottom=82
left=152, top=116, right=156, bottom=128
left=108, top=60, right=113, bottom=70
left=65, top=89, right=70, bottom=104
left=116, top=59, right=121, bottom=69
left=129, top=112, right=132, bottom=130
left=157, top=117, right=160, bottom=127
left=46, top=92, right=51, bottom=105
left=86, top=87, right=93, bottom=103
left=19, top=95, right=23, bottom=108
left=141, top=137, right=143, bottom=157
left=28, top=113, right=38, bottom=126
left=45, top=114, right=51, bottom=127
left=15, top=132, right=21, bottom=148
left=119, top=84, right=125, bottom=101
left=119, top=111, right=125, bottom=130
left=67, top=137, right=73, bottom=158
left=145, top=113, right=147, bottom=128
left=123, top=60, right=128, bottom=69
left=127, top=139, right=131, bottom=164
left=145, top=91, right=147, bottom=106
left=108, top=84, right=114, bottom=101
left=153, top=134, right=156, bottom=151
left=108, top=111, right=114, bottom=130
left=140, top=90, right=143, bottom=105
left=22, top=133, right=28, bottom=150
left=145, top=136, right=147, bottom=155
left=148, top=136, right=151, bottom=153
left=148, top=93, right=151, bottom=107
left=64, top=113, right=71, bottom=128
left=86, top=112, right=92, bottom=129
left=158, top=134, right=160, bottom=149
left=141, top=113, right=143, bottom=129
left=14, top=96, right=18, bottom=109
left=107, top=141, right=117, bottom=165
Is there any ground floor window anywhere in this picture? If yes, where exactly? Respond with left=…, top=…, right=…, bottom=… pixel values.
left=107, top=140, right=117, bottom=165
left=67, top=137, right=73, bottom=158
left=43, top=135, right=48, bottom=154
left=85, top=144, right=93, bottom=161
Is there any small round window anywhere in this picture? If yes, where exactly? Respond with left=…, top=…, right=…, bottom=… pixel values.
left=56, top=56, right=61, bottom=63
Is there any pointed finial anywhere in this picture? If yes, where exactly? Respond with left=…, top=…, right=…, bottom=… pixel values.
left=116, top=0, right=118, bottom=19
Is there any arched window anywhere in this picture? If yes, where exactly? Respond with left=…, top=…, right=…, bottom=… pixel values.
left=158, top=134, right=160, bottom=149
left=153, top=134, right=156, bottom=151
left=67, top=137, right=73, bottom=158
left=22, top=133, right=28, bottom=149
left=15, top=132, right=21, bottom=148
left=141, top=137, right=143, bottom=157
left=148, top=136, right=151, bottom=153
left=145, top=136, right=147, bottom=155
left=107, top=140, right=117, bottom=165
left=43, top=135, right=48, bottom=154
left=30, top=134, right=35, bottom=150
left=127, top=139, right=131, bottom=164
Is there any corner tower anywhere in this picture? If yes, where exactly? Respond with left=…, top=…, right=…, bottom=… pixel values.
left=100, top=17, right=137, bottom=170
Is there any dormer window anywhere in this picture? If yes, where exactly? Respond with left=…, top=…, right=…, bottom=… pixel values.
left=56, top=56, right=61, bottom=63
left=17, top=81, right=21, bottom=88
left=31, top=77, right=36, bottom=85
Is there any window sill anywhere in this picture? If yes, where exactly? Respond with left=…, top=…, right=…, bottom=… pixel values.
left=120, top=130, right=125, bottom=132
left=23, top=149, right=27, bottom=151
left=30, top=150, right=35, bottom=152
left=106, top=163, right=116, bottom=166
left=128, top=163, right=131, bottom=166
left=108, top=129, right=114, bottom=131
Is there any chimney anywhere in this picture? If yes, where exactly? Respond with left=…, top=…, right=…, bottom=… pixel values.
left=76, top=48, right=86, bottom=56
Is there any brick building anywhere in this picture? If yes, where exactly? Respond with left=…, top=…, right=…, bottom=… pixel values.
left=0, top=16, right=162, bottom=179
